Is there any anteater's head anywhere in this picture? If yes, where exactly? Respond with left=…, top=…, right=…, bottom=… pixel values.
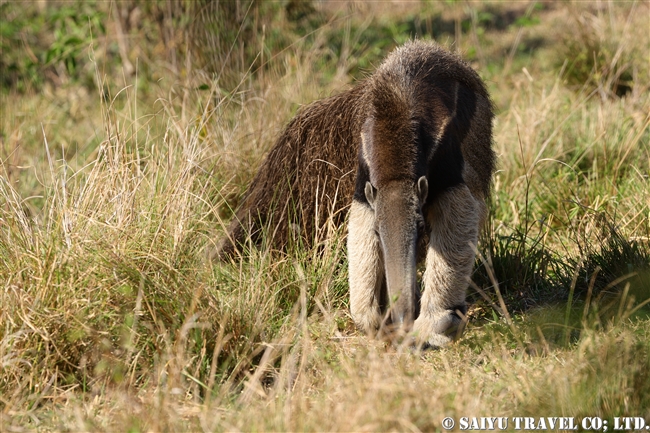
left=364, top=175, right=428, bottom=331
left=360, top=76, right=431, bottom=330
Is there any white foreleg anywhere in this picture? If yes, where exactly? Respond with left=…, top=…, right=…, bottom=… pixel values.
left=414, top=184, right=482, bottom=347
left=348, top=199, right=384, bottom=333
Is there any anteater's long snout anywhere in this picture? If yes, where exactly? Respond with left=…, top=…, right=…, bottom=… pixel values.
left=382, top=234, right=418, bottom=330
left=370, top=179, right=426, bottom=333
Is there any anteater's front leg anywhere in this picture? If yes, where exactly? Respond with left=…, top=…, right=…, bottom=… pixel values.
left=414, top=184, right=482, bottom=347
left=348, top=199, right=385, bottom=334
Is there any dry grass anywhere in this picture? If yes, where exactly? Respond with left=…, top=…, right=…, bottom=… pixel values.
left=1, top=1, right=649, bottom=431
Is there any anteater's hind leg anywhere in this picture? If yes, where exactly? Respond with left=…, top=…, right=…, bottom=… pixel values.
left=348, top=200, right=385, bottom=334
left=414, top=184, right=481, bottom=348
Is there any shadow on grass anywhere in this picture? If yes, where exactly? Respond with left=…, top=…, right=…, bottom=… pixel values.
left=468, top=212, right=650, bottom=349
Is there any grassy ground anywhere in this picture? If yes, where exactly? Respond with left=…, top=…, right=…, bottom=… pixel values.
left=1, top=1, right=649, bottom=431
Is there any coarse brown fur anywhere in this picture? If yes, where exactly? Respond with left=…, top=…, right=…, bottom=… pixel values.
left=359, top=41, right=494, bottom=202
left=217, top=84, right=366, bottom=257
left=218, top=39, right=494, bottom=254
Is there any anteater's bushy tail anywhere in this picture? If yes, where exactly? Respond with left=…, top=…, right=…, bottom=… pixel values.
left=216, top=85, right=366, bottom=259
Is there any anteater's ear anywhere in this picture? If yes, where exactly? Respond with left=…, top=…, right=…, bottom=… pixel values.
left=417, top=176, right=428, bottom=204
left=365, top=181, right=377, bottom=209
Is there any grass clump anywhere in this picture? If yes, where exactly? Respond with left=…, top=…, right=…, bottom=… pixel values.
left=559, top=2, right=649, bottom=99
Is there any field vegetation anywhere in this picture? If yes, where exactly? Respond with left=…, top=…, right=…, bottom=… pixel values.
left=1, top=0, right=649, bottom=431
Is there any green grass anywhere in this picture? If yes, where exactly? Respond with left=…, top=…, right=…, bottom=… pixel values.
left=1, top=1, right=649, bottom=431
